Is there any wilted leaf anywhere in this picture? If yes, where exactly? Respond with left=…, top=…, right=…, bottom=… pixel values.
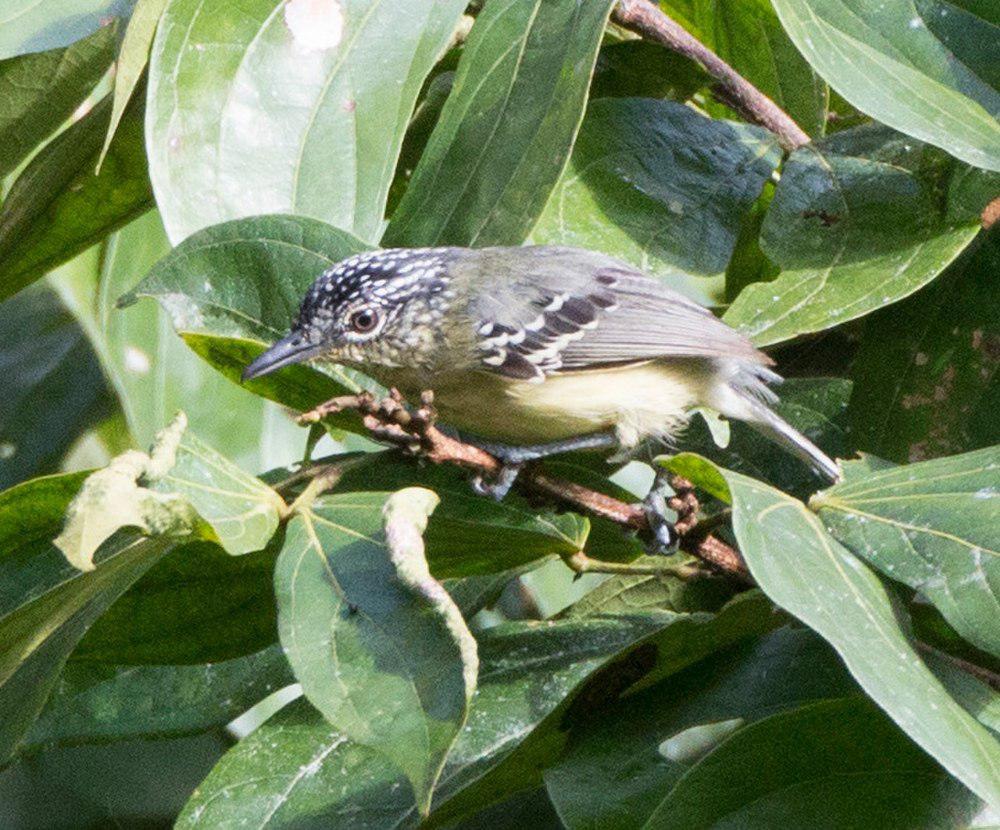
left=664, top=454, right=1000, bottom=811
left=124, top=214, right=372, bottom=424
left=0, top=472, right=170, bottom=766
left=724, top=126, right=989, bottom=346
left=0, top=286, right=112, bottom=490
left=147, top=0, right=467, bottom=243
left=813, top=449, right=1000, bottom=658
left=99, top=0, right=167, bottom=166
left=644, top=697, right=979, bottom=828
left=848, top=233, right=1000, bottom=463
left=530, top=98, right=780, bottom=304
left=277, top=489, right=477, bottom=815
left=384, top=0, right=616, bottom=248
left=0, top=0, right=131, bottom=60
left=0, top=92, right=152, bottom=301
left=24, top=644, right=292, bottom=752
left=771, top=0, right=1000, bottom=171
left=0, top=24, right=117, bottom=177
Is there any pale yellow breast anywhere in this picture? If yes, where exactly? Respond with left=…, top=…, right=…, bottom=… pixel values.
left=378, top=360, right=711, bottom=446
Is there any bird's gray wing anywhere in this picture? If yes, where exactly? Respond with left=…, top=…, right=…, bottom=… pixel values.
left=464, top=247, right=769, bottom=381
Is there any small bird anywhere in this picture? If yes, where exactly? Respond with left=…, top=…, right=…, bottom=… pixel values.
left=243, top=246, right=839, bottom=540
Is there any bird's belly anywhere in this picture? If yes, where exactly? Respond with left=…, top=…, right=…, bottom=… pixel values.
left=404, top=361, right=708, bottom=446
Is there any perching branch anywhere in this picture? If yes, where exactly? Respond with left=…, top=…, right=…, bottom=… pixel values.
left=611, top=0, right=811, bottom=150
left=299, top=390, right=751, bottom=581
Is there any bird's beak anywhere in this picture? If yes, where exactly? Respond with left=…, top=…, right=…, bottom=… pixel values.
left=242, top=334, right=324, bottom=382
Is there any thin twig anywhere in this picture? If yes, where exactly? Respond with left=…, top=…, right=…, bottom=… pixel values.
left=299, top=391, right=751, bottom=581
left=915, top=640, right=1000, bottom=692
left=611, top=0, right=810, bottom=150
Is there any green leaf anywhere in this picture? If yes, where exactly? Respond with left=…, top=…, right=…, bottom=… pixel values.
left=644, top=697, right=979, bottom=829
left=812, top=449, right=1000, bottom=659
left=332, top=452, right=588, bottom=578
left=724, top=126, right=990, bottom=346
left=23, top=644, right=292, bottom=752
left=543, top=627, right=860, bottom=829
left=529, top=98, right=781, bottom=305
left=276, top=489, right=477, bottom=815
left=0, top=472, right=170, bottom=766
left=0, top=24, right=117, bottom=177
left=664, top=453, right=1000, bottom=811
left=53, top=211, right=307, bottom=472
left=770, top=0, right=1000, bottom=171
left=99, top=0, right=167, bottom=166
left=590, top=41, right=707, bottom=102
left=124, top=214, right=372, bottom=425
left=0, top=0, right=132, bottom=60
left=0, top=286, right=112, bottom=490
left=0, top=92, right=152, bottom=301
left=146, top=0, right=467, bottom=244
left=848, top=232, right=1000, bottom=463
left=661, top=0, right=828, bottom=135
left=383, top=0, right=616, bottom=248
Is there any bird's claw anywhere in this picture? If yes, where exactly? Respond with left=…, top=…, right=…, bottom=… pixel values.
left=643, top=486, right=678, bottom=555
left=471, top=463, right=522, bottom=501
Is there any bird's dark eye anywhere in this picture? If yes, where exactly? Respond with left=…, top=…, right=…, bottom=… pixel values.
left=348, top=307, right=379, bottom=334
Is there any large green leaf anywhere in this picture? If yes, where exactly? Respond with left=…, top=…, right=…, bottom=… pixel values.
left=544, top=628, right=859, bottom=829
left=661, top=0, right=828, bottom=135
left=54, top=211, right=306, bottom=472
left=644, top=697, right=978, bottom=828
left=590, top=41, right=707, bottom=103
left=770, top=0, right=1000, bottom=171
left=0, top=93, right=152, bottom=301
left=124, top=214, right=372, bottom=427
left=529, top=98, right=780, bottom=305
left=0, top=472, right=170, bottom=766
left=23, top=644, right=292, bottom=752
left=0, top=0, right=133, bottom=59
left=0, top=24, right=117, bottom=177
left=813, top=449, right=1000, bottom=659
left=384, top=0, right=616, bottom=248
left=146, top=0, right=467, bottom=244
left=0, top=286, right=111, bottom=490
left=848, top=232, right=1000, bottom=463
left=277, top=489, right=477, bottom=814
left=664, top=454, right=1000, bottom=811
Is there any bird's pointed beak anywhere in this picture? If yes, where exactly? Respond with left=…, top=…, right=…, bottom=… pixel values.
left=242, top=334, right=324, bottom=382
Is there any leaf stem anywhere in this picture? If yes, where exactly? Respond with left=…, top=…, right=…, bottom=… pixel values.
left=611, top=0, right=810, bottom=150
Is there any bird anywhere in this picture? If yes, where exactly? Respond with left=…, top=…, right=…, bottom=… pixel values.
left=243, top=245, right=839, bottom=546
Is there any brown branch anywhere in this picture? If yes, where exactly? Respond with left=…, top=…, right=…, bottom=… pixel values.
left=915, top=641, right=1000, bottom=692
left=299, top=390, right=751, bottom=581
left=611, top=0, right=810, bottom=150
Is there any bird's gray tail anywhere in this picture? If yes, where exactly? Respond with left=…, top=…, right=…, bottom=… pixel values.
left=742, top=397, right=840, bottom=482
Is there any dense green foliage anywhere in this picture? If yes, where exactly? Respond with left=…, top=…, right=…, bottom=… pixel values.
left=0, top=0, right=997, bottom=827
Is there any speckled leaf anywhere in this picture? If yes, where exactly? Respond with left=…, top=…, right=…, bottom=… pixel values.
left=23, top=644, right=293, bottom=753
left=771, top=0, right=1000, bottom=171
left=813, top=449, right=1000, bottom=658
left=0, top=0, right=133, bottom=59
left=664, top=453, right=1000, bottom=811
left=277, top=490, right=476, bottom=815
left=724, top=126, right=990, bottom=346
left=147, top=0, right=467, bottom=244
left=848, top=233, right=1000, bottom=464
left=124, top=214, right=373, bottom=427
left=0, top=93, right=152, bottom=301
left=644, top=697, right=978, bottom=829
left=0, top=24, right=117, bottom=176
left=99, top=0, right=167, bottom=165
left=0, top=472, right=169, bottom=766
left=530, top=98, right=781, bottom=305
left=661, top=0, right=828, bottom=135
left=384, top=0, right=616, bottom=248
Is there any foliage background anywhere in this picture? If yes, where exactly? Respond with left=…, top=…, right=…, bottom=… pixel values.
left=0, top=0, right=997, bottom=827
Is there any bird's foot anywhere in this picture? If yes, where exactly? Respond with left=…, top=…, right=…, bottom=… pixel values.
left=642, top=470, right=679, bottom=555
left=472, top=463, right=523, bottom=501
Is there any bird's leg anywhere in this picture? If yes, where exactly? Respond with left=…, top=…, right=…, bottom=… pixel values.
left=643, top=468, right=679, bottom=555
left=465, top=431, right=619, bottom=501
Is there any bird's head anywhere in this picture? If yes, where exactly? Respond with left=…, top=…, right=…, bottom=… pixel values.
left=242, top=248, right=456, bottom=381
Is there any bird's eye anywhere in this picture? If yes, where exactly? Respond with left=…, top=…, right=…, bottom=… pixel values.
left=348, top=307, right=379, bottom=334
